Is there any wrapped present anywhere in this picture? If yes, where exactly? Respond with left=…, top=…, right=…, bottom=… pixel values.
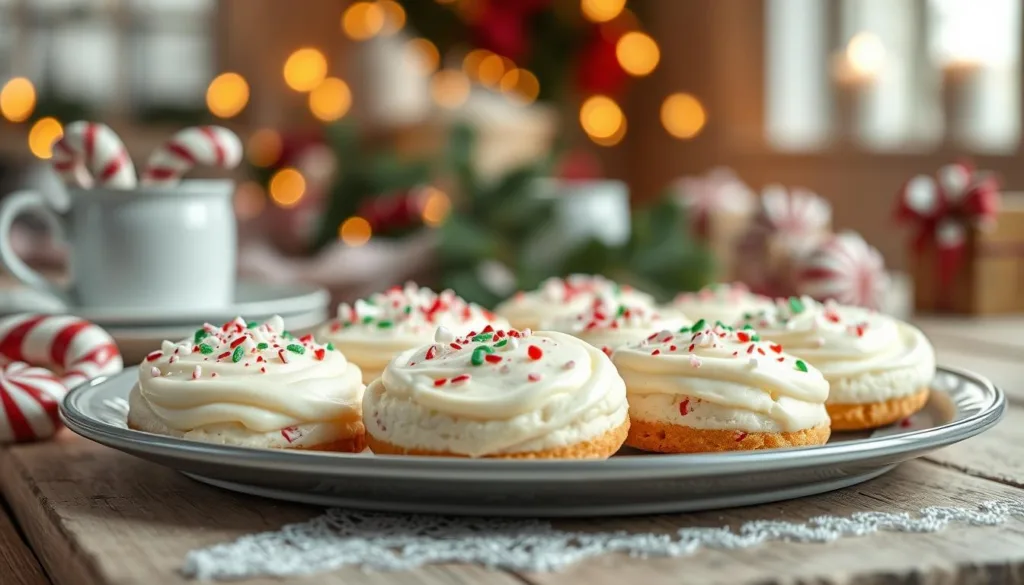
left=670, top=167, right=755, bottom=280
left=896, top=162, right=1024, bottom=314
left=734, top=184, right=832, bottom=297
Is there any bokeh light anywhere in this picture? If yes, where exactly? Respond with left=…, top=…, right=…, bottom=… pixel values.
left=661, top=93, right=707, bottom=139
left=206, top=73, right=249, bottom=118
left=420, top=187, right=451, bottom=227
left=342, top=1, right=386, bottom=41
left=408, top=38, right=440, bottom=74
left=234, top=181, right=267, bottom=220
left=581, top=0, right=626, bottom=23
left=431, top=69, right=471, bottom=109
left=27, top=118, right=63, bottom=159
left=499, top=68, right=540, bottom=104
left=616, top=32, right=660, bottom=76
left=378, top=0, right=406, bottom=35
left=477, top=54, right=505, bottom=87
left=247, top=129, right=283, bottom=168
left=283, top=48, right=328, bottom=92
left=309, top=77, right=352, bottom=122
left=846, top=32, right=886, bottom=76
left=269, top=168, right=306, bottom=208
left=339, top=216, right=373, bottom=246
left=591, top=116, right=627, bottom=147
left=579, top=95, right=624, bottom=140
left=0, top=77, right=36, bottom=122
left=462, top=49, right=491, bottom=79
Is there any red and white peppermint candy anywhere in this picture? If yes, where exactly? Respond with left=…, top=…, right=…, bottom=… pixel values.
left=141, top=126, right=243, bottom=186
left=672, top=168, right=754, bottom=218
left=794, top=231, right=889, bottom=310
left=51, top=121, right=137, bottom=189
left=0, top=361, right=68, bottom=443
left=757, top=184, right=832, bottom=235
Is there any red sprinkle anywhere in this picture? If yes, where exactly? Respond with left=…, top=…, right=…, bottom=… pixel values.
left=217, top=351, right=231, bottom=360
left=425, top=346, right=437, bottom=360
left=735, top=432, right=748, bottom=442
left=146, top=351, right=163, bottom=362
left=736, top=331, right=751, bottom=342
left=433, top=378, right=448, bottom=387
left=484, top=354, right=503, bottom=364
left=651, top=349, right=661, bottom=356
left=825, top=312, right=841, bottom=323
left=602, top=346, right=613, bottom=357
left=527, top=372, right=542, bottom=382
left=769, top=343, right=783, bottom=354
left=855, top=325, right=866, bottom=337
left=777, top=357, right=785, bottom=362
left=330, top=321, right=342, bottom=332
left=229, top=335, right=247, bottom=348
left=256, top=355, right=265, bottom=363
left=679, top=399, right=690, bottom=416
left=451, top=374, right=471, bottom=383
left=482, top=324, right=494, bottom=333
left=757, top=347, right=765, bottom=355
left=688, top=344, right=695, bottom=352
left=299, top=334, right=314, bottom=343
left=450, top=342, right=463, bottom=350
left=314, top=348, right=326, bottom=361
left=669, top=345, right=677, bottom=351
left=527, top=345, right=543, bottom=360
left=260, top=367, right=267, bottom=374
left=899, top=418, right=912, bottom=428
left=647, top=332, right=659, bottom=341
left=746, top=344, right=756, bottom=354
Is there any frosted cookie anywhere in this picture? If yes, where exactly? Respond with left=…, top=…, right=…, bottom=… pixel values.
left=494, top=274, right=655, bottom=331
left=318, top=283, right=508, bottom=384
left=735, top=296, right=935, bottom=430
left=665, top=282, right=773, bottom=325
left=613, top=320, right=831, bottom=453
left=545, top=297, right=688, bottom=357
left=364, top=327, right=629, bottom=458
left=128, top=316, right=365, bottom=452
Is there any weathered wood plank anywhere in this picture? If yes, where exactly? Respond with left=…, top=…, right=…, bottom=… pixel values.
left=932, top=344, right=1024, bottom=403
left=925, top=404, right=1024, bottom=488
left=916, top=316, right=1024, bottom=355
left=527, top=461, right=1024, bottom=585
left=0, top=493, right=50, bottom=585
left=0, top=432, right=523, bottom=585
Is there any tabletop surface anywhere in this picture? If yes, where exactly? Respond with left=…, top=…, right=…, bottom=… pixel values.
left=1, top=315, right=1023, bottom=585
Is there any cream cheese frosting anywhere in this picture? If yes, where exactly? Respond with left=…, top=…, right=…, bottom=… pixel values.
left=544, top=296, right=688, bottom=356
left=318, top=283, right=508, bottom=384
left=612, top=321, right=830, bottom=432
left=364, top=326, right=629, bottom=457
left=494, top=274, right=655, bottom=331
left=131, top=316, right=364, bottom=438
left=666, top=282, right=774, bottom=326
left=734, top=296, right=935, bottom=404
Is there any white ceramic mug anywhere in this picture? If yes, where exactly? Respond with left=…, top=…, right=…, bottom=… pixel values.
left=0, top=179, right=237, bottom=310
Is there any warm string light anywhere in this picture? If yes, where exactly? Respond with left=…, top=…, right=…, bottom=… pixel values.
left=431, top=69, right=471, bottom=109
left=284, top=48, right=328, bottom=92
left=846, top=32, right=886, bottom=77
left=581, top=0, right=626, bottom=23
left=339, top=216, right=372, bottom=246
left=661, top=93, right=706, bottom=139
left=591, top=116, right=627, bottom=147
left=378, top=0, right=407, bottom=35
left=309, top=77, right=352, bottom=122
left=247, top=129, right=283, bottom=168
left=616, top=32, right=660, bottom=76
left=420, top=187, right=451, bottom=227
left=499, top=68, right=540, bottom=104
left=0, top=77, right=36, bottom=122
left=269, top=168, right=306, bottom=208
left=580, top=95, right=625, bottom=145
left=27, top=117, right=62, bottom=159
left=342, top=1, right=386, bottom=40
left=407, top=38, right=440, bottom=75
left=206, top=73, right=249, bottom=118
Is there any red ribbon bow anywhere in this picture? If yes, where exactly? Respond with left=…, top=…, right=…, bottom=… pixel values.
left=895, top=162, right=1000, bottom=287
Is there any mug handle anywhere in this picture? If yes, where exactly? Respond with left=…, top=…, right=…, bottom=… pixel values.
left=0, top=190, right=71, bottom=305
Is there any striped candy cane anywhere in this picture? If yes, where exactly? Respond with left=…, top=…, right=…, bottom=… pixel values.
left=0, top=314, right=123, bottom=444
left=51, top=121, right=137, bottom=189
left=141, top=126, right=243, bottom=186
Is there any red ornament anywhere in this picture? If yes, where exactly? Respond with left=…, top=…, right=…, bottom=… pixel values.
left=576, top=31, right=628, bottom=96
left=473, top=3, right=528, bottom=61
left=356, top=188, right=429, bottom=233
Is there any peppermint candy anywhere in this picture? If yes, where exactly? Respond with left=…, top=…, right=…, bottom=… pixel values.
left=794, top=232, right=889, bottom=310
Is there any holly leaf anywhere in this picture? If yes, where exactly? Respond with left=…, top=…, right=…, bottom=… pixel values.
left=446, top=123, right=478, bottom=196
left=559, top=238, right=617, bottom=277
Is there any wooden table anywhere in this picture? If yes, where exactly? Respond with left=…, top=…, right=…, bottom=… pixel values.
left=1, top=317, right=1023, bottom=585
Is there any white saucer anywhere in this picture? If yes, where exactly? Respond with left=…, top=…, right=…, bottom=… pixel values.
left=0, top=281, right=330, bottom=327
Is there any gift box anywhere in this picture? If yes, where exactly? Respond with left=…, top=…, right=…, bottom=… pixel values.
left=898, top=163, right=1023, bottom=314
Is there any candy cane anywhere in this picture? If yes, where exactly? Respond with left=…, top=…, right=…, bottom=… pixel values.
left=51, top=121, right=137, bottom=189
left=0, top=314, right=123, bottom=444
left=141, top=126, right=243, bottom=186
left=794, top=231, right=889, bottom=310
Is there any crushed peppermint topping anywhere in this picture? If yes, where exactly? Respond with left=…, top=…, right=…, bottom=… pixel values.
left=329, top=283, right=502, bottom=336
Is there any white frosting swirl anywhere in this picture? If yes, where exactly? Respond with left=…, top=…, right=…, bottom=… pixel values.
left=365, top=327, right=628, bottom=457
left=134, top=316, right=363, bottom=434
left=494, top=274, right=655, bottom=331
left=735, top=296, right=935, bottom=404
left=666, top=282, right=774, bottom=326
left=544, top=296, right=688, bottom=355
left=317, top=283, right=508, bottom=383
left=612, top=322, right=830, bottom=432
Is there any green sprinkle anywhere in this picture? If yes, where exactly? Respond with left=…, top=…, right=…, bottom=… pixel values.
left=199, top=344, right=213, bottom=355
left=471, top=333, right=493, bottom=342
left=788, top=297, right=805, bottom=314
left=286, top=344, right=305, bottom=354
left=257, top=342, right=269, bottom=350
left=794, top=359, right=808, bottom=372
left=742, top=312, right=753, bottom=320
left=751, top=334, right=761, bottom=342
left=690, top=318, right=707, bottom=332
left=616, top=305, right=626, bottom=317
left=470, top=345, right=495, bottom=366
left=247, top=321, right=258, bottom=329
left=282, top=331, right=294, bottom=339
left=326, top=342, right=335, bottom=351
left=193, top=329, right=209, bottom=344
left=742, top=324, right=754, bottom=330
left=377, top=320, right=394, bottom=329
left=362, top=316, right=374, bottom=324
left=231, top=346, right=244, bottom=363
left=403, top=306, right=412, bottom=314
left=494, top=339, right=508, bottom=348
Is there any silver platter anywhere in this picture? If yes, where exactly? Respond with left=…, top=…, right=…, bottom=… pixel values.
left=61, top=366, right=1005, bottom=517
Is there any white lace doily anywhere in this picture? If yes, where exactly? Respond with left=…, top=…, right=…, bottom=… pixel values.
left=183, top=500, right=1024, bottom=580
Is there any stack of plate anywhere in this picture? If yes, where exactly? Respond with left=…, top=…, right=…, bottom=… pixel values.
left=0, top=281, right=330, bottom=364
